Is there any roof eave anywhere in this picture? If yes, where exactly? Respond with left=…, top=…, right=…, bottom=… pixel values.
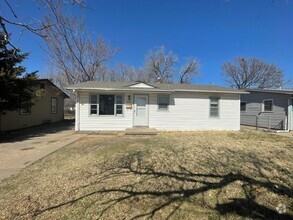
left=66, top=87, right=173, bottom=93
left=174, top=89, right=249, bottom=94
left=245, top=89, right=293, bottom=95
left=66, top=87, right=248, bottom=94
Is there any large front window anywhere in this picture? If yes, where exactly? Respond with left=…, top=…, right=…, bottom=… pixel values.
left=90, top=94, right=123, bottom=116
left=99, top=95, right=115, bottom=115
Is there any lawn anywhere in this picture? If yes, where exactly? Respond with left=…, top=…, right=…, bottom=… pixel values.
left=0, top=130, right=292, bottom=219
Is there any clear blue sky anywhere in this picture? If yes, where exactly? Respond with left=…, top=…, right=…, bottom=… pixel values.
left=4, top=0, right=293, bottom=86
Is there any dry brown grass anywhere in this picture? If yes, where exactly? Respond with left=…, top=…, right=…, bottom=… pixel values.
left=0, top=130, right=292, bottom=219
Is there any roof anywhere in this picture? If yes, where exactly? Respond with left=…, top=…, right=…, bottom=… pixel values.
left=245, top=88, right=293, bottom=95
left=38, top=79, right=69, bottom=98
left=66, top=81, right=247, bottom=94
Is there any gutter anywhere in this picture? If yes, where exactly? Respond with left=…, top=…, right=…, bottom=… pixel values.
left=66, top=88, right=173, bottom=93
left=66, top=87, right=248, bottom=95
left=174, top=89, right=249, bottom=94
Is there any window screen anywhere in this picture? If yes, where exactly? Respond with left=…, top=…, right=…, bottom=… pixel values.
left=210, top=97, right=219, bottom=117
left=158, top=95, right=169, bottom=110
left=51, top=98, right=58, bottom=114
left=263, top=100, right=273, bottom=112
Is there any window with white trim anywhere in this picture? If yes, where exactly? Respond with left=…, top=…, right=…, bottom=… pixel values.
left=90, top=94, right=123, bottom=116
left=210, top=97, right=219, bottom=117
left=263, top=99, right=273, bottom=112
left=90, top=94, right=98, bottom=115
left=51, top=98, right=58, bottom=114
left=240, top=101, right=246, bottom=112
left=115, top=95, right=123, bottom=115
left=157, top=95, right=169, bottom=110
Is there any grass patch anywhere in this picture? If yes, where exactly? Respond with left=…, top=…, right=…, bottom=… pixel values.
left=0, top=130, right=292, bottom=219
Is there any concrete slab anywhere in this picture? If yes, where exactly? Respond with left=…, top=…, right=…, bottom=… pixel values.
left=0, top=122, right=87, bottom=181
left=274, top=131, right=293, bottom=138
left=125, top=128, right=158, bottom=135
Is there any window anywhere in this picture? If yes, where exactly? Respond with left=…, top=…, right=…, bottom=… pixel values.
left=115, top=95, right=123, bottom=115
left=90, top=94, right=98, bottom=115
left=40, top=83, right=45, bottom=89
left=90, top=94, right=123, bottom=116
left=20, top=105, right=31, bottom=115
left=263, top=99, right=273, bottom=112
left=99, top=95, right=115, bottom=115
left=51, top=97, right=58, bottom=114
left=240, top=101, right=246, bottom=112
left=157, top=95, right=169, bottom=110
left=210, top=97, right=219, bottom=117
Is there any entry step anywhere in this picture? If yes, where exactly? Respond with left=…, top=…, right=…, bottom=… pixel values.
left=125, top=128, right=158, bottom=135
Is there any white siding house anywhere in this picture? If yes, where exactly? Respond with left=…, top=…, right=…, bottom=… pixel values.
left=67, top=81, right=247, bottom=131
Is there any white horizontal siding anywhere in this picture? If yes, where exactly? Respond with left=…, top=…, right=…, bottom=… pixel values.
left=149, top=93, right=240, bottom=131
left=78, top=92, right=132, bottom=131
left=77, top=91, right=240, bottom=131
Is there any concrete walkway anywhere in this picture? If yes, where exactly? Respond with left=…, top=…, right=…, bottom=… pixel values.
left=274, top=131, right=293, bottom=138
left=0, top=122, right=86, bottom=181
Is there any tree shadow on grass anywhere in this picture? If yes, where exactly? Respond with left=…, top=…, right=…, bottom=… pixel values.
left=28, top=151, right=293, bottom=219
left=216, top=198, right=291, bottom=220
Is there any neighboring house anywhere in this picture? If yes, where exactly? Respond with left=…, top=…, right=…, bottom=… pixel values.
left=67, top=81, right=247, bottom=131
left=240, top=89, right=293, bottom=130
left=0, top=79, right=69, bottom=132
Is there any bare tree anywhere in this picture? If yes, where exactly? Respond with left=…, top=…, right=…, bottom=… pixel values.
left=41, top=1, right=118, bottom=88
left=143, top=46, right=200, bottom=84
left=179, top=58, right=200, bottom=84
left=112, top=64, right=147, bottom=82
left=222, top=57, right=283, bottom=89
left=0, top=0, right=85, bottom=49
left=145, top=46, right=177, bottom=83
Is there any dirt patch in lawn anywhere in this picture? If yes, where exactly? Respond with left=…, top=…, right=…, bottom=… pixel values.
left=0, top=131, right=292, bottom=219
left=20, top=147, right=35, bottom=151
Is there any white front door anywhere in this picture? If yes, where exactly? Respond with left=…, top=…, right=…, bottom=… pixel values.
left=133, top=95, right=149, bottom=126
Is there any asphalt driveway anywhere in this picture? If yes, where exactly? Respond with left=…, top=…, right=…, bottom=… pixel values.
left=0, top=120, right=86, bottom=181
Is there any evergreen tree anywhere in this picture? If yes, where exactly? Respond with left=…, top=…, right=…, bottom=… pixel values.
left=0, top=31, right=38, bottom=112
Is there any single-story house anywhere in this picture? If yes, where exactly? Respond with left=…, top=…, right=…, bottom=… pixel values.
left=0, top=79, right=69, bottom=132
left=67, top=81, right=247, bottom=131
left=240, top=89, right=293, bottom=130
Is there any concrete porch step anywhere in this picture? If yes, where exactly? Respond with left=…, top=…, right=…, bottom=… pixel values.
left=125, top=128, right=158, bottom=135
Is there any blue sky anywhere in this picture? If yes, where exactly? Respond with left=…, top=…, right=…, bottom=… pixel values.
left=4, top=0, right=293, bottom=86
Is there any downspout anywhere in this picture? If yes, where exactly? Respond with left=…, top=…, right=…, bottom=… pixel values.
left=74, top=90, right=80, bottom=132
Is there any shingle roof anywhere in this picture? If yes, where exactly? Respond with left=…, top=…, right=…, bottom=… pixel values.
left=38, top=79, right=69, bottom=98
left=66, top=81, right=247, bottom=94
left=245, top=88, right=293, bottom=95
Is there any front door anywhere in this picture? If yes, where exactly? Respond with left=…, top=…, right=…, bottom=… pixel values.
left=133, top=95, right=148, bottom=126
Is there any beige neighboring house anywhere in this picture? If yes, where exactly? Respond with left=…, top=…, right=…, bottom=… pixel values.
left=0, top=79, right=69, bottom=132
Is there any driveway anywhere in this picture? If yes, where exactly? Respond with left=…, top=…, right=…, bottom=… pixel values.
left=0, top=120, right=86, bottom=181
